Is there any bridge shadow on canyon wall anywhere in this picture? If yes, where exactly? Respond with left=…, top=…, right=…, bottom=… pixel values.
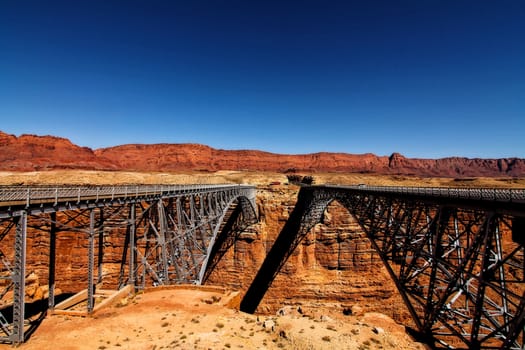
left=240, top=188, right=315, bottom=314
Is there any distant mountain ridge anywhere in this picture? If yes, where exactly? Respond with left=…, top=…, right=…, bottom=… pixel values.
left=1, top=131, right=524, bottom=177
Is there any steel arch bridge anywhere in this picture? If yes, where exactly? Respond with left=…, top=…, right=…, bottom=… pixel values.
left=0, top=184, right=257, bottom=344
left=241, top=185, right=525, bottom=349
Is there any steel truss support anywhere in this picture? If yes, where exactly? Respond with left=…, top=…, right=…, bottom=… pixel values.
left=11, top=211, right=27, bottom=344
left=305, top=187, right=525, bottom=349
left=130, top=189, right=257, bottom=288
left=87, top=209, right=96, bottom=313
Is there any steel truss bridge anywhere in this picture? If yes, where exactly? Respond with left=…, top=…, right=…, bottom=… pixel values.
left=0, top=184, right=257, bottom=344
left=241, top=185, right=525, bottom=349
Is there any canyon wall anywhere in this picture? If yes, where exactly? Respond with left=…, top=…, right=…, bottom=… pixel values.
left=1, top=131, right=524, bottom=177
left=206, top=185, right=411, bottom=323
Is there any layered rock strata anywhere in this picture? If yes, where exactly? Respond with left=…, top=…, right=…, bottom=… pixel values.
left=206, top=185, right=412, bottom=324
left=1, top=131, right=524, bottom=177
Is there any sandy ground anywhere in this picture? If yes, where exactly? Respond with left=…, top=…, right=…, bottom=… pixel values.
left=0, top=170, right=524, bottom=188
left=10, top=287, right=426, bottom=350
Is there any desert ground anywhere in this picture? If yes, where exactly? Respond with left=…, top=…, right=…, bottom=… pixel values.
left=1, top=170, right=523, bottom=349
left=12, top=286, right=426, bottom=350
left=1, top=170, right=524, bottom=188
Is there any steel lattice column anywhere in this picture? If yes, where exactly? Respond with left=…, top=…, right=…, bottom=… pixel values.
left=87, top=209, right=95, bottom=313
left=11, top=211, right=27, bottom=344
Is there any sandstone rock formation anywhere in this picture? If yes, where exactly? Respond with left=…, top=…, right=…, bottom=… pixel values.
left=0, top=131, right=117, bottom=171
left=1, top=130, right=524, bottom=176
left=205, top=185, right=412, bottom=324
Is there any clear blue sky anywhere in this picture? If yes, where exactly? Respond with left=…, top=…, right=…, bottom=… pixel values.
left=1, top=1, right=524, bottom=158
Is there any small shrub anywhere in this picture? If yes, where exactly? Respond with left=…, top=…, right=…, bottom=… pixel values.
left=322, top=335, right=331, bottom=342
left=216, top=322, right=225, bottom=329
left=301, top=176, right=314, bottom=185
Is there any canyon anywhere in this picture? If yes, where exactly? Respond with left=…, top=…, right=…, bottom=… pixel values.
left=1, top=130, right=524, bottom=177
left=1, top=130, right=524, bottom=348
left=3, top=183, right=409, bottom=325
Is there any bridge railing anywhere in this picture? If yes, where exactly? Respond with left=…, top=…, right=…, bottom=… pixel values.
left=0, top=184, right=253, bottom=207
left=325, top=185, right=525, bottom=203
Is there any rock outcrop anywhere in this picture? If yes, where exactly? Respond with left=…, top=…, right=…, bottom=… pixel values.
left=0, top=132, right=117, bottom=171
left=206, top=185, right=411, bottom=324
left=1, top=130, right=524, bottom=177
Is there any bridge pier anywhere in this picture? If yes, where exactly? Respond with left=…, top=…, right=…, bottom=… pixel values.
left=11, top=212, right=27, bottom=345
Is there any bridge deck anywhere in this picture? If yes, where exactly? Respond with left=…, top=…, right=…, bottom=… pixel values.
left=0, top=184, right=255, bottom=218
left=320, top=185, right=525, bottom=217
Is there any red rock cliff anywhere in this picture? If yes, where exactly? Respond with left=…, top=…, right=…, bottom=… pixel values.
left=1, top=131, right=524, bottom=177
left=0, top=132, right=117, bottom=171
